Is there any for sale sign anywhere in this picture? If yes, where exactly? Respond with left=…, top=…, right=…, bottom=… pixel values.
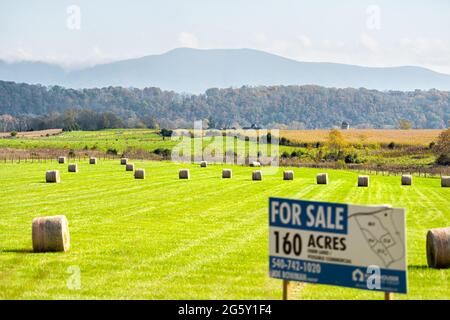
left=269, top=197, right=407, bottom=293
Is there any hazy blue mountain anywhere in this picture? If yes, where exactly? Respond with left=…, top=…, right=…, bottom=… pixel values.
left=0, top=60, right=67, bottom=86
left=1, top=48, right=450, bottom=93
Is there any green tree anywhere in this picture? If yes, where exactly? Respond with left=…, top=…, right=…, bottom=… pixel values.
left=398, top=119, right=412, bottom=129
left=327, top=129, right=346, bottom=152
left=434, top=128, right=450, bottom=165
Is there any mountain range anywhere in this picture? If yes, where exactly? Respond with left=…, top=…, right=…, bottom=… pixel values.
left=1, top=48, right=450, bottom=93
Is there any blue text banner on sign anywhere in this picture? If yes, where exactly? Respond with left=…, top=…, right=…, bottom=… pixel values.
left=269, top=197, right=407, bottom=294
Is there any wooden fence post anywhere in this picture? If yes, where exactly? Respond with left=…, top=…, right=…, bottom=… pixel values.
left=282, top=280, right=293, bottom=300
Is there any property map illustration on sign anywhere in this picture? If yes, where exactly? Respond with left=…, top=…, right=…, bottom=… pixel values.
left=269, top=197, right=407, bottom=293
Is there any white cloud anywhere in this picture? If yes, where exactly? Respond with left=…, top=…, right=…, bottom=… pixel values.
left=360, top=33, right=379, bottom=53
left=297, top=35, right=312, bottom=49
left=178, top=32, right=199, bottom=48
left=0, top=46, right=142, bottom=70
left=248, top=32, right=450, bottom=74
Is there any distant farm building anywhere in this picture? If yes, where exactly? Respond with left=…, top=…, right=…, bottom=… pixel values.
left=243, top=124, right=262, bottom=130
left=341, top=121, right=350, bottom=130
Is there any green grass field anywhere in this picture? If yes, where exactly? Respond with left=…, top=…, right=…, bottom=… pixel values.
left=0, top=160, right=449, bottom=299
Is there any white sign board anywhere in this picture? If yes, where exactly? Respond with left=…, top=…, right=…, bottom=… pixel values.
left=269, top=197, right=407, bottom=293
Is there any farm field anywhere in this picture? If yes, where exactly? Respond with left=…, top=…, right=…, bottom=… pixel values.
left=0, top=129, right=442, bottom=167
left=0, top=160, right=449, bottom=299
left=278, top=129, right=443, bottom=145
left=0, top=129, right=173, bottom=153
left=0, top=129, right=63, bottom=138
left=0, top=129, right=444, bottom=152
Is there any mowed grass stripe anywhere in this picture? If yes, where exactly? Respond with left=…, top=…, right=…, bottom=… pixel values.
left=0, top=160, right=449, bottom=299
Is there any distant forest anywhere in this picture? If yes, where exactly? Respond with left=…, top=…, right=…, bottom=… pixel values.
left=0, top=80, right=449, bottom=131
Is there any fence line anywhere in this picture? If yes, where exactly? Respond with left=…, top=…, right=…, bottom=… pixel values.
left=1, top=153, right=448, bottom=178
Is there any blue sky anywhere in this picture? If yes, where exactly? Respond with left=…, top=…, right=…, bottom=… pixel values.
left=1, top=0, right=449, bottom=73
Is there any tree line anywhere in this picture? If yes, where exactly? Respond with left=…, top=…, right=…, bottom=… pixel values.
left=0, top=80, right=449, bottom=131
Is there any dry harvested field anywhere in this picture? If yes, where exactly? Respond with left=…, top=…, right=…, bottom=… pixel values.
left=278, top=129, right=443, bottom=145
left=0, top=128, right=63, bottom=138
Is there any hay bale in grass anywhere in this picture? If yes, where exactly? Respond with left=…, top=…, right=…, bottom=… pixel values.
left=68, top=164, right=78, bottom=173
left=120, top=158, right=128, bottom=165
left=401, top=174, right=412, bottom=185
left=250, top=161, right=261, bottom=167
left=134, top=169, right=145, bottom=179
left=58, top=156, right=66, bottom=164
left=316, top=173, right=328, bottom=184
left=358, top=175, right=369, bottom=187
left=89, top=157, right=97, bottom=165
left=283, top=170, right=294, bottom=180
left=427, top=227, right=450, bottom=269
left=442, top=176, right=450, bottom=187
left=252, top=170, right=262, bottom=181
left=200, top=161, right=207, bottom=167
left=222, top=169, right=232, bottom=178
left=126, top=163, right=134, bottom=171
left=32, top=215, right=70, bottom=252
left=46, top=170, right=60, bottom=183
left=179, top=169, right=190, bottom=179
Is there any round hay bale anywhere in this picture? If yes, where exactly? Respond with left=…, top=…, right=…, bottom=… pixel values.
left=427, top=227, right=450, bottom=269
left=441, top=176, right=450, bottom=188
left=134, top=169, right=145, bottom=179
left=316, top=173, right=328, bottom=185
left=58, top=156, right=66, bottom=164
left=120, top=158, right=128, bottom=165
left=222, top=169, right=232, bottom=179
left=126, top=163, right=135, bottom=171
left=401, top=175, right=412, bottom=186
left=200, top=161, right=208, bottom=167
left=68, top=164, right=78, bottom=173
left=358, top=175, right=369, bottom=187
left=250, top=161, right=261, bottom=167
left=32, top=215, right=70, bottom=252
left=252, top=170, right=262, bottom=181
left=283, top=170, right=294, bottom=180
left=89, top=157, right=97, bottom=165
left=46, top=170, right=60, bottom=183
left=179, top=169, right=190, bottom=179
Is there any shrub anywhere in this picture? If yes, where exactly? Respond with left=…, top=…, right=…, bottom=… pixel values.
left=433, top=128, right=450, bottom=166
left=280, top=137, right=291, bottom=146
left=153, top=148, right=171, bottom=158
left=68, top=149, right=76, bottom=157
left=281, top=151, right=290, bottom=159
left=106, top=148, right=118, bottom=155
left=387, top=142, right=396, bottom=149
left=160, top=128, right=173, bottom=137
left=344, top=153, right=363, bottom=164
left=436, top=154, right=450, bottom=166
left=313, top=142, right=323, bottom=148
left=10, top=131, right=17, bottom=137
